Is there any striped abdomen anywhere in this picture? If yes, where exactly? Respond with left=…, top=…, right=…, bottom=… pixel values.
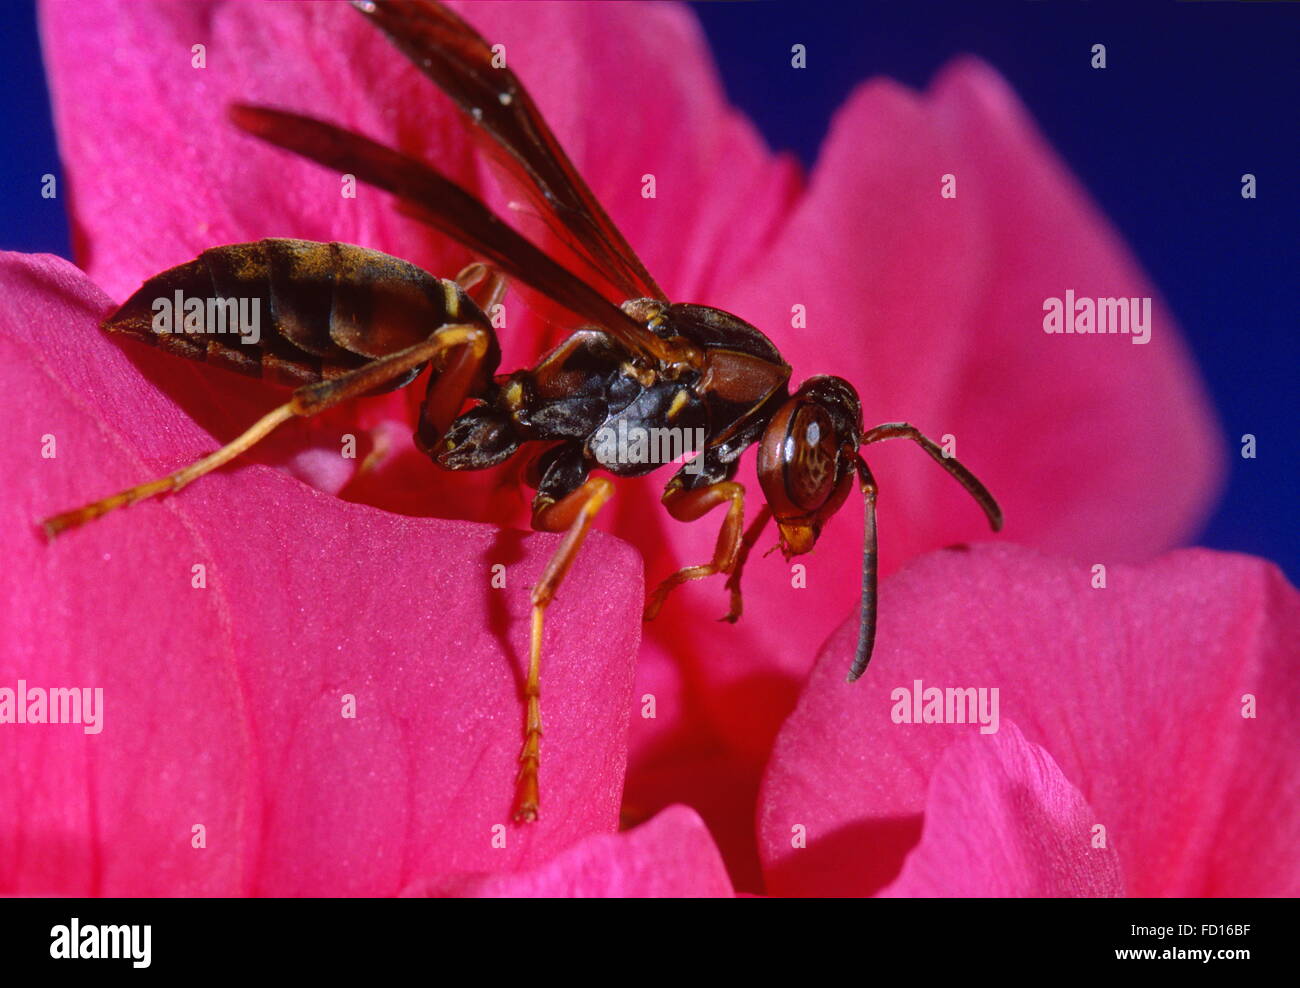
left=104, top=238, right=485, bottom=388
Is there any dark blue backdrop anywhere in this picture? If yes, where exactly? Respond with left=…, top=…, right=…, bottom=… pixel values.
left=2, top=1, right=1295, bottom=579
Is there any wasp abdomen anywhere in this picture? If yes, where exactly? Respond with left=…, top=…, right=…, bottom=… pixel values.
left=103, top=238, right=481, bottom=389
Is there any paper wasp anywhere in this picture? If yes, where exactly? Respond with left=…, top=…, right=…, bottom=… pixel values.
left=42, top=0, right=1002, bottom=821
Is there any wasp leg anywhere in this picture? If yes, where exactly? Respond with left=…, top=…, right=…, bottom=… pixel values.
left=720, top=504, right=773, bottom=623
left=355, top=269, right=500, bottom=480
left=454, top=261, right=508, bottom=313
left=41, top=324, right=491, bottom=538
left=643, top=480, right=748, bottom=623
left=410, top=262, right=507, bottom=455
left=514, top=474, right=615, bottom=822
left=861, top=422, right=1003, bottom=531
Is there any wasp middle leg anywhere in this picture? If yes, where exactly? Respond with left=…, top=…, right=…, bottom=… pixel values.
left=515, top=452, right=615, bottom=822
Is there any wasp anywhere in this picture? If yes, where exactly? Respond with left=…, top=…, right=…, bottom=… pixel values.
left=42, top=0, right=1002, bottom=821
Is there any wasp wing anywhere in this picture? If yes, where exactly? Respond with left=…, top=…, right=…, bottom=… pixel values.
left=353, top=0, right=666, bottom=305
left=229, top=104, right=680, bottom=365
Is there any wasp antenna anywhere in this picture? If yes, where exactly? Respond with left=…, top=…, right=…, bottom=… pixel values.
left=861, top=422, right=1003, bottom=532
left=848, top=458, right=879, bottom=683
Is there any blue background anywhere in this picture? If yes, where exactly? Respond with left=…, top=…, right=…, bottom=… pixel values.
left=2, top=0, right=1295, bottom=579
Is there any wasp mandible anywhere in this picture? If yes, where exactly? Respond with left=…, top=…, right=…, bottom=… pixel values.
left=42, top=0, right=1003, bottom=822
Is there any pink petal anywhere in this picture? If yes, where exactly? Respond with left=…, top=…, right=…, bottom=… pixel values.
left=405, top=804, right=733, bottom=898
left=659, top=56, right=1229, bottom=734
left=629, top=57, right=1227, bottom=878
left=40, top=2, right=1229, bottom=888
left=0, top=252, right=642, bottom=896
left=879, top=723, right=1124, bottom=897
left=759, top=543, right=1299, bottom=897
left=39, top=1, right=467, bottom=303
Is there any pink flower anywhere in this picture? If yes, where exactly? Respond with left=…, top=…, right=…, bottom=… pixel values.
left=403, top=804, right=734, bottom=897
left=10, top=0, right=1232, bottom=893
left=0, top=253, right=642, bottom=895
left=759, top=545, right=1299, bottom=897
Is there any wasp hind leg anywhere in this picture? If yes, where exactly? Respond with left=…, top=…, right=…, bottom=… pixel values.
left=42, top=323, right=493, bottom=537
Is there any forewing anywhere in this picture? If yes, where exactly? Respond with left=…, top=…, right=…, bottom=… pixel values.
left=354, top=0, right=666, bottom=304
left=229, top=104, right=677, bottom=365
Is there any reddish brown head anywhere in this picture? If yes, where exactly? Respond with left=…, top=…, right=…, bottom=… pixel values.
left=756, top=375, right=864, bottom=559
left=757, top=375, right=1002, bottom=683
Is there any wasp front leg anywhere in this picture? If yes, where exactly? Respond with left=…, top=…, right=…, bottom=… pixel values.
left=721, top=504, right=773, bottom=623
left=643, top=478, right=750, bottom=623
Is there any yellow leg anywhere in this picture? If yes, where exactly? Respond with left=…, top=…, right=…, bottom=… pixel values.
left=643, top=480, right=748, bottom=623
left=516, top=476, right=614, bottom=822
left=41, top=324, right=489, bottom=538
